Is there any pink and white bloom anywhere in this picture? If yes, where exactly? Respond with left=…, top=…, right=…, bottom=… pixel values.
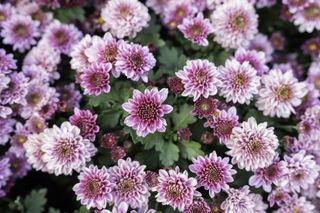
left=226, top=117, right=279, bottom=171
left=122, top=88, right=173, bottom=137
left=293, top=2, right=320, bottom=33
left=155, top=167, right=199, bottom=211
left=256, top=69, right=308, bottom=118
left=176, top=59, right=221, bottom=101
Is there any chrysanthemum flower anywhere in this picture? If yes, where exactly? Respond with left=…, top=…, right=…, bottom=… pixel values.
left=284, top=150, right=320, bottom=193
left=0, top=48, right=16, bottom=74
left=155, top=167, right=199, bottom=211
left=115, top=42, right=156, bottom=82
left=282, top=0, right=312, bottom=13
left=36, top=0, right=60, bottom=9
left=234, top=48, right=268, bottom=76
left=248, top=33, right=274, bottom=62
left=108, top=158, right=149, bottom=209
left=221, top=186, right=255, bottom=213
left=85, top=33, right=121, bottom=78
left=122, top=88, right=173, bottom=137
left=189, top=151, right=236, bottom=198
left=184, top=197, right=210, bottom=213
left=267, top=187, right=291, bottom=207
left=226, top=117, right=279, bottom=171
left=256, top=69, right=308, bottom=118
left=218, top=59, right=260, bottom=104
left=210, top=0, right=258, bottom=49
left=100, top=133, right=117, bottom=149
left=25, top=114, right=47, bottom=134
left=145, top=171, right=159, bottom=189
left=249, top=155, right=288, bottom=192
left=205, top=107, right=239, bottom=144
left=1, top=15, right=40, bottom=52
left=307, top=60, right=320, bottom=91
left=167, top=76, right=184, bottom=94
left=41, top=122, right=97, bottom=175
left=69, top=108, right=99, bottom=142
left=10, top=123, right=29, bottom=153
left=0, top=72, right=29, bottom=105
left=293, top=2, right=320, bottom=33
left=178, top=13, right=213, bottom=46
left=6, top=149, right=31, bottom=179
left=274, top=194, right=316, bottom=213
left=0, top=157, right=11, bottom=187
left=0, top=106, right=12, bottom=119
left=111, top=146, right=126, bottom=162
left=192, top=97, right=218, bottom=119
left=80, top=63, right=112, bottom=96
left=42, top=20, right=82, bottom=55
left=101, top=0, right=150, bottom=38
left=302, top=37, right=320, bottom=56
left=73, top=165, right=113, bottom=210
left=0, top=3, right=15, bottom=27
left=0, top=74, right=9, bottom=94
left=270, top=32, right=285, bottom=51
left=176, top=59, right=220, bottom=101
left=255, top=0, right=277, bottom=8
left=24, top=132, right=48, bottom=172
left=162, top=0, right=197, bottom=29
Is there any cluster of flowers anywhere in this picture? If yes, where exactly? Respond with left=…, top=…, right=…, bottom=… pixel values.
left=0, top=0, right=320, bottom=212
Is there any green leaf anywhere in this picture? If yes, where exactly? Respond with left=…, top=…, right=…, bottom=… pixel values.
left=179, top=141, right=204, bottom=160
left=158, top=47, right=187, bottom=75
left=159, top=142, right=179, bottom=166
left=74, top=206, right=89, bottom=213
left=98, top=110, right=122, bottom=129
left=143, top=132, right=165, bottom=151
left=24, top=189, right=47, bottom=213
left=172, top=104, right=197, bottom=129
left=48, top=208, right=61, bottom=213
left=54, top=7, right=85, bottom=23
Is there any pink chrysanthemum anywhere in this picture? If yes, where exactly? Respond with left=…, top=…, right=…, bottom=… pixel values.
left=146, top=0, right=170, bottom=14
left=111, top=146, right=126, bottom=162
left=210, top=0, right=258, bottom=49
left=0, top=48, right=16, bottom=74
left=218, top=58, right=260, bottom=104
left=205, top=107, right=239, bottom=144
left=293, top=2, right=320, bottom=33
left=155, top=167, right=199, bottom=211
left=70, top=34, right=94, bottom=72
left=283, top=150, right=320, bottom=193
left=274, top=194, right=316, bottom=213
left=302, top=36, right=320, bottom=56
left=167, top=76, right=184, bottom=94
left=249, top=33, right=274, bottom=62
left=249, top=155, right=288, bottom=192
left=178, top=13, right=213, bottom=46
left=73, top=165, right=113, bottom=210
left=1, top=15, right=40, bottom=52
left=122, top=88, right=173, bottom=137
left=24, top=132, right=48, bottom=172
left=307, top=60, right=320, bottom=91
left=108, top=158, right=149, bottom=209
left=42, top=20, right=82, bottom=55
left=184, top=197, right=210, bottom=213
left=226, top=117, right=279, bottom=171
left=221, top=186, right=255, bottom=213
left=176, top=59, right=220, bottom=101
left=25, top=114, right=47, bottom=134
left=270, top=32, right=285, bottom=51
left=256, top=69, right=308, bottom=118
left=69, top=108, right=99, bottom=142
left=189, top=151, right=237, bottom=198
left=0, top=3, right=15, bottom=27
left=115, top=42, right=156, bottom=82
left=282, top=0, right=313, bottom=13
left=162, top=0, right=197, bottom=29
left=101, top=0, right=150, bottom=38
left=41, top=122, right=97, bottom=175
left=267, top=187, right=291, bottom=207
left=80, top=63, right=112, bottom=96
left=192, top=97, right=218, bottom=119
left=85, top=33, right=121, bottom=78
left=255, top=0, right=277, bottom=8
left=234, top=48, right=268, bottom=76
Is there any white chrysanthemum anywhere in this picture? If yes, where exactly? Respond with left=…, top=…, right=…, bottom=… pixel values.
left=226, top=117, right=279, bottom=171
left=256, top=69, right=308, bottom=118
left=210, top=0, right=258, bottom=49
left=101, top=0, right=150, bottom=38
left=41, top=122, right=97, bottom=175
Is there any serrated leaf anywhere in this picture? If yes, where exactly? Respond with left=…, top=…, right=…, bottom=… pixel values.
left=54, top=7, right=85, bottom=23
left=24, top=189, right=47, bottom=213
left=179, top=141, right=204, bottom=160
left=98, top=110, right=121, bottom=129
left=172, top=104, right=197, bottom=129
left=158, top=47, right=187, bottom=75
left=143, top=132, right=165, bottom=151
left=159, top=142, right=179, bottom=166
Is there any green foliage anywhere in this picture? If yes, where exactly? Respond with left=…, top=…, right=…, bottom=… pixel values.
left=158, top=46, right=188, bottom=75
left=159, top=142, right=180, bottom=166
left=179, top=141, right=204, bottom=160
left=74, top=206, right=89, bottom=213
left=171, top=104, right=197, bottom=130
left=48, top=208, right=61, bottom=213
left=54, top=8, right=85, bottom=23
left=24, top=189, right=47, bottom=213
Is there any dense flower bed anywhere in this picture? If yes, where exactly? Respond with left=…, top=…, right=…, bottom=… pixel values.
left=0, top=0, right=320, bottom=212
